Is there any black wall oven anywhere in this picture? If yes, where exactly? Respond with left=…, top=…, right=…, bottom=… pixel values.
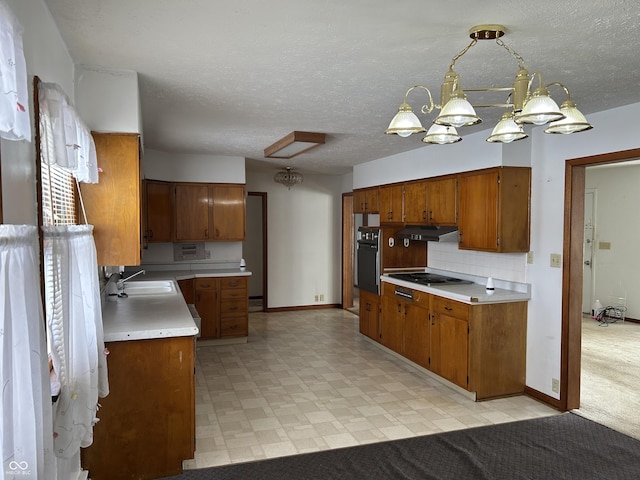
left=356, top=226, right=381, bottom=294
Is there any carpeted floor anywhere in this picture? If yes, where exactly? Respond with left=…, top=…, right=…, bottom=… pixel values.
left=578, top=317, right=640, bottom=439
left=160, top=413, right=640, bottom=479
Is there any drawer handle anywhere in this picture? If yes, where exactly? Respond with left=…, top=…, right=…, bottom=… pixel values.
left=444, top=306, right=453, bottom=311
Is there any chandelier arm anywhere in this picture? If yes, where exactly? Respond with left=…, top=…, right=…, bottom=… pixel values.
left=495, top=38, right=527, bottom=69
left=544, top=81, right=571, bottom=99
left=403, top=85, right=435, bottom=114
left=449, top=38, right=477, bottom=70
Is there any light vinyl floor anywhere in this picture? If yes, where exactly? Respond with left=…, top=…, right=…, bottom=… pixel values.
left=186, top=309, right=557, bottom=469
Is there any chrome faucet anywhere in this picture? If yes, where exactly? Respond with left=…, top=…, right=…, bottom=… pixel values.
left=116, top=269, right=146, bottom=291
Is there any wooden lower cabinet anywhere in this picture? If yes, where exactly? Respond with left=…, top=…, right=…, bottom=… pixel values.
left=380, top=283, right=430, bottom=369
left=194, top=276, right=248, bottom=340
left=81, top=336, right=195, bottom=480
left=358, top=289, right=380, bottom=340
left=374, top=282, right=527, bottom=400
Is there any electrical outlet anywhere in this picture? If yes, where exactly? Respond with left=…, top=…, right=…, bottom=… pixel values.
left=314, top=295, right=319, bottom=302
left=550, top=253, right=562, bottom=268
left=319, top=294, right=324, bottom=301
left=552, top=378, right=560, bottom=393
left=527, top=251, right=534, bottom=264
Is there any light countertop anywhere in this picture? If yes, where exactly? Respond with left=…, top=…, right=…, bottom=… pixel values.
left=102, top=269, right=252, bottom=342
left=381, top=269, right=530, bottom=304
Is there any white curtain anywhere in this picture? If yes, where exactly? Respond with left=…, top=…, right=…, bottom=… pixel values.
left=0, top=225, right=54, bottom=479
left=43, top=225, right=109, bottom=458
left=37, top=82, right=98, bottom=184
left=0, top=0, right=30, bottom=141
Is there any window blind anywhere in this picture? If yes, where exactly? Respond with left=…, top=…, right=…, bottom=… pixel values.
left=41, top=162, right=76, bottom=226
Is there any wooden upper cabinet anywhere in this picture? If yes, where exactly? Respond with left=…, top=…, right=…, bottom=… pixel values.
left=353, top=187, right=379, bottom=213
left=173, top=183, right=246, bottom=242
left=211, top=184, right=245, bottom=241
left=144, top=180, right=172, bottom=243
left=457, top=167, right=531, bottom=252
left=426, top=176, right=457, bottom=225
left=379, top=184, right=403, bottom=224
left=81, top=132, right=141, bottom=266
left=403, top=181, right=428, bottom=224
left=174, top=183, right=211, bottom=242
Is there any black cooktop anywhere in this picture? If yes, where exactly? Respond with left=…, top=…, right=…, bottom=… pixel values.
left=389, top=272, right=474, bottom=287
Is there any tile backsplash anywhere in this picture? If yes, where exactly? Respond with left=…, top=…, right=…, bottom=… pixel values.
left=428, top=242, right=527, bottom=283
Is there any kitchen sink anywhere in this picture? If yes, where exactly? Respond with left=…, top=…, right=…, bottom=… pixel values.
left=121, top=280, right=177, bottom=296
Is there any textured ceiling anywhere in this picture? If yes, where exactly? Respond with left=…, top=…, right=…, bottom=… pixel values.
left=43, top=0, right=640, bottom=175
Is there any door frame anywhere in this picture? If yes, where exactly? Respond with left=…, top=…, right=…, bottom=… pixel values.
left=248, top=191, right=268, bottom=311
left=342, top=193, right=354, bottom=309
left=562, top=147, right=640, bottom=410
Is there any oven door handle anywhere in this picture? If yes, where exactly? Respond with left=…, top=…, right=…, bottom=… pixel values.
left=394, top=289, right=413, bottom=300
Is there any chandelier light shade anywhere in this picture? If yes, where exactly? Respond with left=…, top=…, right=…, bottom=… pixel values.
left=422, top=124, right=462, bottom=144
left=544, top=99, right=594, bottom=134
left=385, top=24, right=592, bottom=145
left=385, top=102, right=426, bottom=137
left=516, top=86, right=564, bottom=125
left=274, top=167, right=304, bottom=189
left=434, top=91, right=481, bottom=128
left=264, top=131, right=326, bottom=159
left=486, top=111, right=528, bottom=143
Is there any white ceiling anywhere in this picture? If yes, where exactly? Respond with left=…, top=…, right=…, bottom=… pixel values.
left=43, top=0, right=640, bottom=175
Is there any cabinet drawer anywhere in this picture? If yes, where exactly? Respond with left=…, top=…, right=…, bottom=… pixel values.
left=413, top=290, right=430, bottom=308
left=195, top=278, right=217, bottom=290
left=220, top=277, right=247, bottom=289
left=221, top=298, right=248, bottom=315
left=220, top=317, right=248, bottom=337
left=221, top=288, right=247, bottom=300
left=432, top=296, right=469, bottom=320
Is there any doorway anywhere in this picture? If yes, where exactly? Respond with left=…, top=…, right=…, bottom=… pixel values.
left=562, top=147, right=640, bottom=410
left=244, top=192, right=267, bottom=312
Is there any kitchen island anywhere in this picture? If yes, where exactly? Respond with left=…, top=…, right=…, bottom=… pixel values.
left=365, top=270, right=530, bottom=401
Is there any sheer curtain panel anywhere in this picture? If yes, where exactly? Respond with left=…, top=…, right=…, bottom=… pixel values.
left=0, top=225, right=54, bottom=479
left=37, top=82, right=98, bottom=183
left=0, top=1, right=30, bottom=141
left=43, top=225, right=109, bottom=458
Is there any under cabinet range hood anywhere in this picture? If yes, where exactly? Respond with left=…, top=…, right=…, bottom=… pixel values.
left=397, top=225, right=458, bottom=242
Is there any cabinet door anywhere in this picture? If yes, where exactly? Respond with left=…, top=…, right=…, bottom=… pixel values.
left=403, top=303, right=429, bottom=368
left=379, top=185, right=403, bottom=224
left=177, top=278, right=194, bottom=304
left=212, top=185, right=246, bottom=241
left=403, top=182, right=428, bottom=224
left=427, top=176, right=457, bottom=225
left=195, top=278, right=218, bottom=339
left=174, top=184, right=211, bottom=241
left=145, top=180, right=172, bottom=242
left=353, top=190, right=366, bottom=213
left=457, top=170, right=499, bottom=251
left=430, top=309, right=468, bottom=389
left=380, top=286, right=403, bottom=352
left=358, top=289, right=379, bottom=340
left=81, top=133, right=141, bottom=266
left=364, top=188, right=379, bottom=213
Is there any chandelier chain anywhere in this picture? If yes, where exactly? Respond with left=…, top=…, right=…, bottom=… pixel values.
left=449, top=39, right=477, bottom=70
left=495, top=38, right=527, bottom=69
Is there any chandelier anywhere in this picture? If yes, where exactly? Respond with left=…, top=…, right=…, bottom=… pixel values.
left=274, top=167, right=304, bottom=189
left=386, top=24, right=593, bottom=145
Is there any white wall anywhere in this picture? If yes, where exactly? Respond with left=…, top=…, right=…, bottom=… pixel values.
left=352, top=101, right=640, bottom=400
left=75, top=65, right=142, bottom=134
left=245, top=170, right=343, bottom=308
left=585, top=164, right=640, bottom=319
left=1, top=0, right=74, bottom=225
left=143, top=148, right=245, bottom=183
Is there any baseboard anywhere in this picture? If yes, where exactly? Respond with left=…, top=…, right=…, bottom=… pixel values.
left=265, top=304, right=341, bottom=313
left=524, top=386, right=564, bottom=411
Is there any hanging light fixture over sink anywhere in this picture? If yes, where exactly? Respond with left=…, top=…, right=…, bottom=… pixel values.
left=385, top=24, right=593, bottom=145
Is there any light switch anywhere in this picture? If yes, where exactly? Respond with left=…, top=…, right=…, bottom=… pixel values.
left=598, top=242, right=611, bottom=250
left=550, top=253, right=562, bottom=268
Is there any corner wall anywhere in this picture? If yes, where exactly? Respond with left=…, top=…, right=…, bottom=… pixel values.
left=245, top=170, right=343, bottom=308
